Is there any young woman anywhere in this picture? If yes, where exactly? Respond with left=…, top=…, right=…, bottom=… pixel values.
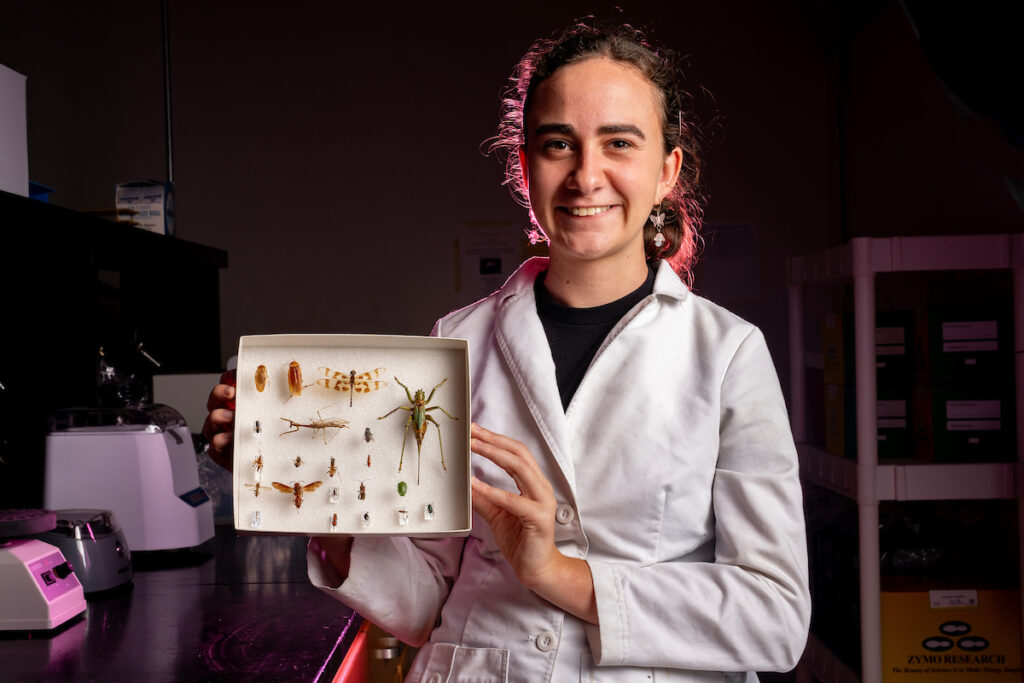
left=205, top=20, right=809, bottom=682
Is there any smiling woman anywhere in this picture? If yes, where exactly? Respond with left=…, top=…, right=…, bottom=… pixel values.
left=204, top=17, right=810, bottom=683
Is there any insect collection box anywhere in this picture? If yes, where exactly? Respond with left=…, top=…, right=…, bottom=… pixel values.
left=232, top=334, right=471, bottom=537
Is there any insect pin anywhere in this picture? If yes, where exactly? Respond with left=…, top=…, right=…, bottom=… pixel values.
left=280, top=409, right=349, bottom=444
left=317, top=367, right=387, bottom=407
left=378, top=377, right=459, bottom=484
left=327, top=457, right=338, bottom=478
left=272, top=480, right=323, bottom=510
left=254, top=364, right=268, bottom=392
left=245, top=482, right=266, bottom=497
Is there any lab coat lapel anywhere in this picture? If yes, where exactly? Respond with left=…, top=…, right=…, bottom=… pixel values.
left=493, top=260, right=577, bottom=496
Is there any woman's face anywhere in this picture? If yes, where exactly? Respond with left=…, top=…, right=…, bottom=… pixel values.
left=521, top=56, right=682, bottom=268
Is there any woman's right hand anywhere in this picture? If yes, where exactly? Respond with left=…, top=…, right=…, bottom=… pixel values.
left=202, top=369, right=236, bottom=471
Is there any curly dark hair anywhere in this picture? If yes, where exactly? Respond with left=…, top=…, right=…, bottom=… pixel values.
left=488, top=19, right=705, bottom=281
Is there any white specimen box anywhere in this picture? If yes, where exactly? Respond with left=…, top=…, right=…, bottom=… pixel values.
left=232, top=334, right=471, bottom=537
left=0, top=63, right=28, bottom=197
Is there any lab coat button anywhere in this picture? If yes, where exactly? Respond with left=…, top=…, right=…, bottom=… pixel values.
left=555, top=504, right=574, bottom=525
left=426, top=674, right=442, bottom=683
left=536, top=630, right=558, bottom=652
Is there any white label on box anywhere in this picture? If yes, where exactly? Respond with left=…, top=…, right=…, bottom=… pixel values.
left=876, top=344, right=906, bottom=356
left=877, top=400, right=906, bottom=418
left=942, top=320, right=997, bottom=341
left=943, top=340, right=998, bottom=352
left=876, top=327, right=905, bottom=345
left=929, top=589, right=978, bottom=609
left=947, top=400, right=1001, bottom=419
left=946, top=420, right=1001, bottom=431
left=878, top=418, right=907, bottom=429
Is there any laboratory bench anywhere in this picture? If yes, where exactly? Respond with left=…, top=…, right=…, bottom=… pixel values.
left=0, top=524, right=361, bottom=682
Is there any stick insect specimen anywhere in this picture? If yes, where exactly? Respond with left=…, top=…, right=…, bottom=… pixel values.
left=272, top=480, right=323, bottom=510
left=280, top=410, right=349, bottom=444
left=317, top=367, right=387, bottom=407
left=378, top=377, right=459, bottom=485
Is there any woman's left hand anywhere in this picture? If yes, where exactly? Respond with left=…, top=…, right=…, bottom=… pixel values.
left=470, top=422, right=598, bottom=623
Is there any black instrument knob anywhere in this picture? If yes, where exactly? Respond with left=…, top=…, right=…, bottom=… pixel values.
left=53, top=561, right=74, bottom=580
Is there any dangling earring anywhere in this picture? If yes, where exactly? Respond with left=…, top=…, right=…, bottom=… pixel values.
left=650, top=206, right=666, bottom=249
left=525, top=227, right=548, bottom=245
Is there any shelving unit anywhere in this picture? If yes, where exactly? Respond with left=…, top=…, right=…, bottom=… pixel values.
left=787, top=234, right=1024, bottom=683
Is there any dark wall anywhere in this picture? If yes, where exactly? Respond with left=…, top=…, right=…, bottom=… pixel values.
left=1, top=0, right=1017, bottom=408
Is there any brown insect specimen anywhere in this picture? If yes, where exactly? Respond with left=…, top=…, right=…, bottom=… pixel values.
left=254, top=364, right=268, bottom=392
left=327, top=457, right=338, bottom=478
left=358, top=482, right=366, bottom=500
left=272, top=480, right=323, bottom=509
left=287, top=360, right=303, bottom=399
left=245, top=482, right=267, bottom=497
left=280, top=411, right=349, bottom=444
left=330, top=513, right=338, bottom=529
left=317, top=367, right=387, bottom=407
left=366, top=453, right=371, bottom=468
left=294, top=455, right=304, bottom=468
left=253, top=452, right=264, bottom=473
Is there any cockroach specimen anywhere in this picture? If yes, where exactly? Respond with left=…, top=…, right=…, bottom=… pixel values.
left=317, top=367, right=387, bottom=407
left=245, top=482, right=267, bottom=497
left=255, top=364, right=268, bottom=392
left=327, top=457, right=338, bottom=478
left=286, top=360, right=303, bottom=399
left=378, top=377, right=459, bottom=485
left=272, top=480, right=323, bottom=509
left=280, top=411, right=349, bottom=444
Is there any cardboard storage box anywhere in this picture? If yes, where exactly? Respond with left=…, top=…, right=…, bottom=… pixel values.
left=915, top=309, right=1012, bottom=386
left=115, top=181, right=175, bottom=235
left=882, top=588, right=1022, bottom=682
left=825, top=384, right=912, bottom=459
left=232, top=334, right=471, bottom=537
left=913, top=386, right=1014, bottom=463
left=823, top=311, right=914, bottom=386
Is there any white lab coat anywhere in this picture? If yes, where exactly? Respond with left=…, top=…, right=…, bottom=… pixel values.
left=308, top=257, right=810, bottom=682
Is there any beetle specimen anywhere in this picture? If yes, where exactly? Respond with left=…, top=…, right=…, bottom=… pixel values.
left=330, top=513, right=338, bottom=530
left=272, top=480, right=323, bottom=510
left=286, top=360, right=303, bottom=399
left=364, top=427, right=373, bottom=443
left=327, top=457, right=338, bottom=478
left=397, top=481, right=408, bottom=497
left=245, top=482, right=267, bottom=497
left=253, top=420, right=263, bottom=437
left=255, top=364, right=268, bottom=392
left=378, top=377, right=459, bottom=484
left=317, top=367, right=387, bottom=407
left=280, top=411, right=349, bottom=444
left=294, top=455, right=304, bottom=468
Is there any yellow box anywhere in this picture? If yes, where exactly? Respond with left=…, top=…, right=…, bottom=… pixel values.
left=882, top=589, right=1022, bottom=681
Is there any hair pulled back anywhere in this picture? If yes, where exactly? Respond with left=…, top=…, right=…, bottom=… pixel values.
left=488, top=19, right=705, bottom=281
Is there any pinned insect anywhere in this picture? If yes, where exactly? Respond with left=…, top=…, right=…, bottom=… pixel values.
left=280, top=410, right=349, bottom=444
left=358, top=482, right=366, bottom=500
left=245, top=482, right=267, bottom=497
left=317, top=367, right=387, bottom=407
left=255, top=364, right=268, bottom=392
left=378, top=377, right=459, bottom=484
left=286, top=360, right=303, bottom=400
left=293, top=455, right=304, bottom=468
left=327, top=457, right=338, bottom=478
left=272, top=480, right=323, bottom=510
left=366, top=453, right=371, bottom=468
left=330, top=513, right=338, bottom=530
left=364, top=427, right=373, bottom=443
left=253, top=452, right=264, bottom=474
left=397, top=481, right=408, bottom=497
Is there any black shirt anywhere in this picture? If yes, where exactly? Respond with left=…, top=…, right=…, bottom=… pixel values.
left=534, top=265, right=657, bottom=410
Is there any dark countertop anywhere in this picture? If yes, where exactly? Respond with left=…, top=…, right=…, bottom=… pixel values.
left=1, top=525, right=361, bottom=682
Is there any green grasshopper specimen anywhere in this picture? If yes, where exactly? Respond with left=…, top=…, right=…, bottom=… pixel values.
left=378, top=377, right=459, bottom=484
